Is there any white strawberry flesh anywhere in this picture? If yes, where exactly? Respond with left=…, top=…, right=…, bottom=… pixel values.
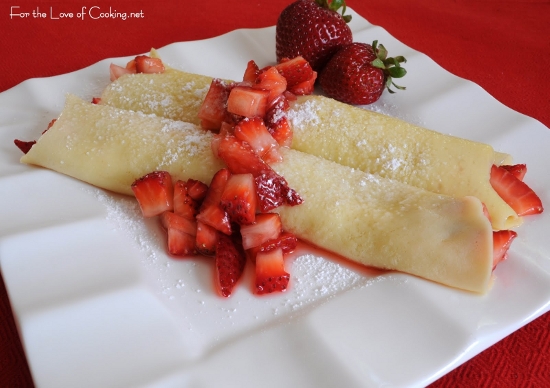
left=131, top=171, right=174, bottom=217
left=220, top=173, right=258, bottom=225
left=159, top=211, right=197, bottom=256
left=240, top=213, right=283, bottom=250
left=227, top=86, right=269, bottom=118
left=233, top=117, right=282, bottom=164
left=196, top=169, right=232, bottom=235
left=255, top=248, right=290, bottom=294
left=134, top=55, right=165, bottom=74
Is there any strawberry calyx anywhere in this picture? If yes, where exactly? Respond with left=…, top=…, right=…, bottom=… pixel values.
left=314, top=0, right=352, bottom=23
left=370, top=40, right=407, bottom=94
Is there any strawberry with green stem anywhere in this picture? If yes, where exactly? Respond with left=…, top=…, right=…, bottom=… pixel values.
left=319, top=40, right=407, bottom=105
left=276, top=0, right=353, bottom=72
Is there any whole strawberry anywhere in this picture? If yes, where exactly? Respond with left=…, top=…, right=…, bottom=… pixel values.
left=319, top=41, right=407, bottom=105
left=276, top=0, right=352, bottom=72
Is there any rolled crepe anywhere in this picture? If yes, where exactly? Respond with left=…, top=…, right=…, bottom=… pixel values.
left=21, top=94, right=494, bottom=293
left=99, top=64, right=518, bottom=230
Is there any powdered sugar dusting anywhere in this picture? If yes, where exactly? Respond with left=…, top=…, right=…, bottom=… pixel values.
left=287, top=99, right=320, bottom=130
left=94, top=189, right=163, bottom=268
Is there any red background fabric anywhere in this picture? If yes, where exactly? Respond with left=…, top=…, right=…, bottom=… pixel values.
left=1, top=0, right=549, bottom=386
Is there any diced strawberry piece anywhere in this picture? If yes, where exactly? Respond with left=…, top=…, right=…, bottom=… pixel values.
left=255, top=170, right=304, bottom=211
left=243, top=60, right=260, bottom=84
left=92, top=97, right=102, bottom=104
left=492, top=230, right=517, bottom=269
left=196, top=169, right=232, bottom=235
left=248, top=231, right=298, bottom=263
left=159, top=211, right=197, bottom=256
left=125, top=59, right=137, bottom=72
left=233, top=117, right=282, bottom=163
left=160, top=211, right=197, bottom=236
left=131, top=171, right=174, bottom=217
left=134, top=55, right=165, bottom=74
left=196, top=221, right=218, bottom=256
left=14, top=139, right=36, bottom=154
left=255, top=248, right=290, bottom=294
left=217, top=135, right=303, bottom=211
left=253, top=66, right=287, bottom=104
left=501, top=164, right=527, bottom=181
left=186, top=179, right=209, bottom=201
left=173, top=180, right=201, bottom=219
left=265, top=95, right=293, bottom=147
left=275, top=56, right=313, bottom=86
left=288, top=70, right=317, bottom=95
left=269, top=117, right=293, bottom=147
left=227, top=86, right=269, bottom=118
left=198, top=79, right=233, bottom=130
left=215, top=233, right=246, bottom=297
left=240, top=213, right=282, bottom=250
left=109, top=63, right=135, bottom=81
left=283, top=90, right=297, bottom=102
left=220, top=173, right=257, bottom=225
left=490, top=164, right=543, bottom=216
left=217, top=134, right=271, bottom=176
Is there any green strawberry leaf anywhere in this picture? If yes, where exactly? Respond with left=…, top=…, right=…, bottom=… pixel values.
left=318, top=0, right=352, bottom=22
left=388, top=67, right=407, bottom=78
left=371, top=58, right=386, bottom=69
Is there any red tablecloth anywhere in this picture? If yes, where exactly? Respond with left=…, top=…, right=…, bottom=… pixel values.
left=1, top=1, right=549, bottom=386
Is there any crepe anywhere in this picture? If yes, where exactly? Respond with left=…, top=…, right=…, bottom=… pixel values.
left=21, top=94, right=494, bottom=293
left=99, top=65, right=518, bottom=230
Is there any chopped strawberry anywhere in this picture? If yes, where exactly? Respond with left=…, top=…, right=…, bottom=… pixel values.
left=134, top=55, right=165, bottom=74
left=215, top=233, right=246, bottom=297
left=196, top=169, right=232, bottom=235
left=288, top=70, right=317, bottom=95
left=265, top=96, right=293, bottom=147
left=186, top=179, right=209, bottom=201
left=255, top=169, right=304, bottom=211
left=233, top=117, right=282, bottom=163
left=253, top=66, right=287, bottom=104
left=14, top=139, right=36, bottom=154
left=501, top=164, right=527, bottom=181
left=92, top=97, right=102, bottom=104
left=109, top=63, right=135, bottom=81
left=248, top=231, right=298, bottom=263
left=255, top=248, right=290, bottom=294
left=227, top=86, right=269, bottom=118
left=196, top=221, right=218, bottom=256
left=159, top=211, right=197, bottom=256
left=268, top=116, right=293, bottom=147
left=173, top=180, right=201, bottom=219
left=493, top=230, right=517, bottom=269
left=160, top=211, right=197, bottom=236
left=490, top=164, right=543, bottom=217
left=217, top=135, right=303, bottom=211
left=220, top=173, right=258, bottom=225
left=275, top=56, right=314, bottom=87
left=274, top=57, right=317, bottom=95
left=243, top=60, right=260, bottom=84
left=198, top=79, right=233, bottom=130
left=240, top=213, right=282, bottom=250
left=125, top=59, right=137, bottom=72
left=131, top=171, right=174, bottom=217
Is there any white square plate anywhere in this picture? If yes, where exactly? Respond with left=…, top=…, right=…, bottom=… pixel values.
left=1, top=9, right=549, bottom=388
